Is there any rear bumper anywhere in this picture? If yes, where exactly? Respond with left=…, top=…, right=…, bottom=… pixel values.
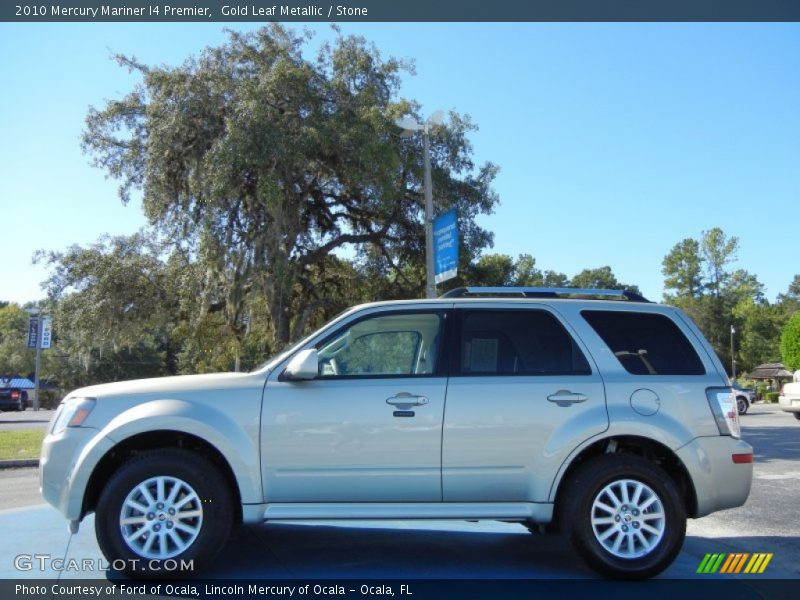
left=676, top=436, right=753, bottom=518
left=779, top=395, right=800, bottom=413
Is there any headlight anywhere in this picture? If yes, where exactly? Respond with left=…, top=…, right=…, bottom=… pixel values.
left=51, top=397, right=96, bottom=434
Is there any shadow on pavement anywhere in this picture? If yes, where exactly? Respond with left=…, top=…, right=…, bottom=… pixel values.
left=205, top=521, right=589, bottom=579
left=742, top=426, right=800, bottom=463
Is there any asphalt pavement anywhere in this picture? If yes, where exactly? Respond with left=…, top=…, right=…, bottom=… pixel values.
left=0, top=403, right=797, bottom=584
left=0, top=408, right=54, bottom=431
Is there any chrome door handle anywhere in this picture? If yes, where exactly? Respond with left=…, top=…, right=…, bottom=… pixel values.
left=547, top=390, right=588, bottom=406
left=386, top=392, right=429, bottom=407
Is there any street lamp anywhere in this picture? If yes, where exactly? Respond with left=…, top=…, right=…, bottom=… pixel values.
left=395, top=110, right=444, bottom=299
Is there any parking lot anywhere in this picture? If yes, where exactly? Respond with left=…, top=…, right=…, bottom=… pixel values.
left=0, top=403, right=797, bottom=582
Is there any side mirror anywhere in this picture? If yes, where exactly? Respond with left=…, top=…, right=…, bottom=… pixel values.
left=284, top=349, right=319, bottom=381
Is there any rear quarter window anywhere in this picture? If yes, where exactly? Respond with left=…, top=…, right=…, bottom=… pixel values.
left=581, top=310, right=705, bottom=376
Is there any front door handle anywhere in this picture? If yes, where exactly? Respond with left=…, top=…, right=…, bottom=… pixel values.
left=386, top=392, right=429, bottom=408
left=547, top=390, right=588, bottom=406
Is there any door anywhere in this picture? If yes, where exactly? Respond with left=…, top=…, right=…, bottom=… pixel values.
left=262, top=309, right=448, bottom=502
left=442, top=306, right=608, bottom=502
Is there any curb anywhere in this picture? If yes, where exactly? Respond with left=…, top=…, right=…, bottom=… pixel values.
left=0, top=459, right=39, bottom=469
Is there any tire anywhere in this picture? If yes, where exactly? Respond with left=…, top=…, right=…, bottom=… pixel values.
left=793, top=412, right=800, bottom=421
left=95, top=448, right=233, bottom=578
left=736, top=396, right=749, bottom=415
left=560, top=454, right=686, bottom=580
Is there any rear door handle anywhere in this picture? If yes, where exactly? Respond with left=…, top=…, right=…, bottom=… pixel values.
left=547, top=390, right=588, bottom=406
left=386, top=392, right=429, bottom=408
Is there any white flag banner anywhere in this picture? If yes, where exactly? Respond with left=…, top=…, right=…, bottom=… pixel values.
left=40, top=317, right=52, bottom=349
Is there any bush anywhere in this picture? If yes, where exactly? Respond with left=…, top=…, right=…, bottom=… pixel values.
left=765, top=392, right=780, bottom=403
left=780, top=312, right=800, bottom=371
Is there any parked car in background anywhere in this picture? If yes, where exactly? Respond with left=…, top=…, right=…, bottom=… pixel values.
left=779, top=371, right=800, bottom=421
left=731, top=382, right=756, bottom=415
left=0, top=387, right=29, bottom=411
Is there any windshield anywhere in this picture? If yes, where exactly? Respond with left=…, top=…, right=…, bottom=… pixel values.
left=251, top=306, right=357, bottom=373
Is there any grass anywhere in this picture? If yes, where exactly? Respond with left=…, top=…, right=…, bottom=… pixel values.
left=0, top=429, right=45, bottom=461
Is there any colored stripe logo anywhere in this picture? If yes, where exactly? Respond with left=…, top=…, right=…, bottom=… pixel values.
left=697, top=553, right=773, bottom=574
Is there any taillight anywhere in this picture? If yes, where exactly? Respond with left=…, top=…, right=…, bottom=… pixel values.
left=10, top=390, right=19, bottom=401
left=706, top=387, right=742, bottom=439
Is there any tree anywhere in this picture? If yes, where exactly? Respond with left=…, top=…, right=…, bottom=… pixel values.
left=781, top=312, right=800, bottom=372
left=569, top=266, right=641, bottom=294
left=733, top=299, right=784, bottom=373
left=661, top=228, right=765, bottom=375
left=662, top=238, right=703, bottom=298
left=701, top=227, right=739, bottom=298
left=0, top=303, right=34, bottom=376
left=82, top=26, right=498, bottom=350
left=35, top=234, right=179, bottom=385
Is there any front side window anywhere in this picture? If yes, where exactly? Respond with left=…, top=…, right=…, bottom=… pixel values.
left=457, top=309, right=591, bottom=376
left=581, top=310, right=706, bottom=375
left=317, top=312, right=443, bottom=378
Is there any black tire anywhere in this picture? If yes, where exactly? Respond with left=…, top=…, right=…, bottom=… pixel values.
left=95, top=448, right=233, bottom=578
left=736, top=396, right=749, bottom=415
left=560, top=454, right=686, bottom=580
left=793, top=412, right=800, bottom=421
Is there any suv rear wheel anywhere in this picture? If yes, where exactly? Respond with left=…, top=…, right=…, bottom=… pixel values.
left=95, top=448, right=233, bottom=577
left=560, top=454, right=686, bottom=579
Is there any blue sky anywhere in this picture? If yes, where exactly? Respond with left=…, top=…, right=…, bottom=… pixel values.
left=1, top=22, right=798, bottom=305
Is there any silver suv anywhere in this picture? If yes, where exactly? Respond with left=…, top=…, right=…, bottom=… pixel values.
left=40, top=287, right=753, bottom=579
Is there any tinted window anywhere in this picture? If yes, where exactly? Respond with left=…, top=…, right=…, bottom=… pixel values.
left=458, top=310, right=591, bottom=376
left=581, top=310, right=705, bottom=375
left=317, top=312, right=443, bottom=377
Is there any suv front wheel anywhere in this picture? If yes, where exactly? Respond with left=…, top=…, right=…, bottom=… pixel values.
left=95, top=448, right=233, bottom=577
left=560, top=454, right=686, bottom=579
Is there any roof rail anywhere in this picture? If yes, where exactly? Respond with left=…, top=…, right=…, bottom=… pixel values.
left=439, top=287, right=651, bottom=303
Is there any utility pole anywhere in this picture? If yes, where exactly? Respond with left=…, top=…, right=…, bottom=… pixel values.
left=395, top=110, right=444, bottom=299
left=730, top=324, right=737, bottom=381
left=422, top=131, right=435, bottom=299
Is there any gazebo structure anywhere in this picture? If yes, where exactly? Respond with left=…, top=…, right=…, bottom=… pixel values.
left=747, top=362, right=794, bottom=393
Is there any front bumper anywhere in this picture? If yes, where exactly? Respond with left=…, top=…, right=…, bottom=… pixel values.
left=676, top=435, right=753, bottom=518
left=39, top=426, right=115, bottom=521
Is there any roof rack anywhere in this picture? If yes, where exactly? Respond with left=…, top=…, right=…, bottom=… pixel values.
left=439, top=287, right=651, bottom=303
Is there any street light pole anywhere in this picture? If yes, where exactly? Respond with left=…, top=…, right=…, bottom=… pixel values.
left=395, top=111, right=444, bottom=300
left=422, top=130, right=436, bottom=299
left=730, top=325, right=737, bottom=381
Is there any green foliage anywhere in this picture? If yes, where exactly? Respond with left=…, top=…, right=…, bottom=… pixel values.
left=661, top=227, right=769, bottom=375
left=733, top=299, right=784, bottom=373
left=701, top=228, right=739, bottom=297
left=34, top=234, right=179, bottom=386
left=764, top=392, right=780, bottom=403
left=780, top=312, right=800, bottom=371
left=82, top=25, right=498, bottom=348
left=0, top=303, right=34, bottom=376
left=569, top=266, right=640, bottom=294
left=662, top=238, right=703, bottom=298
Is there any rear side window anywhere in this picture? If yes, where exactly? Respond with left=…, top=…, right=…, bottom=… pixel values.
left=581, top=310, right=705, bottom=375
left=458, top=309, right=591, bottom=376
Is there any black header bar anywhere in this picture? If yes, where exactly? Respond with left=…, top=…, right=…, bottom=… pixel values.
left=3, top=1, right=800, bottom=23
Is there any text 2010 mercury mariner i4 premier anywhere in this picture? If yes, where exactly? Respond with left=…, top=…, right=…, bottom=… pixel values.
left=40, top=287, right=752, bottom=579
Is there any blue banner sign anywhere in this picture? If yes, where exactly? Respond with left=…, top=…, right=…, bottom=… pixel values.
left=26, top=316, right=39, bottom=349
left=433, top=209, right=458, bottom=284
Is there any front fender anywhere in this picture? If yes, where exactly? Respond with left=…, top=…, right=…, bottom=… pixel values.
left=98, top=399, right=262, bottom=504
